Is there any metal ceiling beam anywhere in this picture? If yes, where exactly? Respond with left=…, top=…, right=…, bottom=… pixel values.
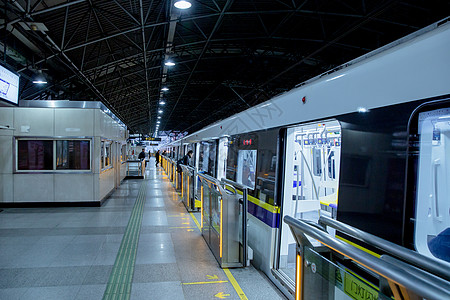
left=3, top=0, right=88, bottom=29
left=10, top=1, right=128, bottom=126
left=164, top=0, right=235, bottom=128
left=140, top=0, right=152, bottom=132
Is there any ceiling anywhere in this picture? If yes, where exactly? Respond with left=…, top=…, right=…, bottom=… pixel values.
left=1, top=0, right=449, bottom=135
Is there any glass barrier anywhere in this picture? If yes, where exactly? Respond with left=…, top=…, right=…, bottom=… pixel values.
left=302, top=246, right=391, bottom=300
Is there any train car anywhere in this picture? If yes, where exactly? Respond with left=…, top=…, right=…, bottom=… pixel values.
left=161, top=18, right=450, bottom=298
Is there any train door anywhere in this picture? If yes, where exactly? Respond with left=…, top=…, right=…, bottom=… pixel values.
left=410, top=105, right=450, bottom=263
left=275, top=120, right=342, bottom=287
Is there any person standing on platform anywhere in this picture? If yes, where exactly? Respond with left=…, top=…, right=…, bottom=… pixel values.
left=177, top=150, right=193, bottom=172
left=138, top=149, right=146, bottom=161
left=155, top=150, right=160, bottom=167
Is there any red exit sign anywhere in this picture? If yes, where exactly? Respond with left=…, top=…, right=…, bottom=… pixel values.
left=243, top=139, right=252, bottom=145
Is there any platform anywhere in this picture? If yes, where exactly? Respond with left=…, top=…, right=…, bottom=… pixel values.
left=0, top=158, right=286, bottom=300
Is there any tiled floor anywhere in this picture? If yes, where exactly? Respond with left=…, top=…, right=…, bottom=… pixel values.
left=0, top=160, right=286, bottom=300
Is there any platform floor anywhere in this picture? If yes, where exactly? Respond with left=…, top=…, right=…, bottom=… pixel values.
left=0, top=160, right=286, bottom=300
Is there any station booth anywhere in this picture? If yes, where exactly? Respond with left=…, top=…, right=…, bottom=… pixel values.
left=0, top=100, right=128, bottom=206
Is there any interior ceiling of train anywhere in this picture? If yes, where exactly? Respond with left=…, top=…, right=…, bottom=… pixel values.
left=1, top=0, right=449, bottom=135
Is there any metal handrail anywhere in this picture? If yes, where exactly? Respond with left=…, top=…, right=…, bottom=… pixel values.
left=221, top=178, right=249, bottom=267
left=319, top=215, right=450, bottom=281
left=198, top=172, right=220, bottom=186
left=221, top=178, right=247, bottom=190
left=380, top=255, right=450, bottom=292
left=285, top=216, right=450, bottom=300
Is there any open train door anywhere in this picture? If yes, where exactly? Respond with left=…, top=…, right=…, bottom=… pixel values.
left=273, top=120, right=342, bottom=293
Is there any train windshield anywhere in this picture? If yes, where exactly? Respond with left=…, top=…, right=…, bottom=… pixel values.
left=415, top=107, right=450, bottom=263
left=277, top=120, right=342, bottom=283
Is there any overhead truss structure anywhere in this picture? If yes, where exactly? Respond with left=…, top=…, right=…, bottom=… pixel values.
left=1, top=0, right=449, bottom=134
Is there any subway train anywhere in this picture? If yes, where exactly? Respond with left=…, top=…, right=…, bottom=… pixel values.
left=162, top=18, right=450, bottom=297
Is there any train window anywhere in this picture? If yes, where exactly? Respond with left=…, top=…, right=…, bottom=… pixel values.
left=226, top=130, right=278, bottom=204
left=56, top=140, right=90, bottom=170
left=414, top=107, right=450, bottom=263
left=199, top=140, right=217, bottom=177
left=340, top=155, right=370, bottom=187
left=17, top=140, right=53, bottom=170
left=278, top=120, right=341, bottom=283
left=236, top=150, right=257, bottom=190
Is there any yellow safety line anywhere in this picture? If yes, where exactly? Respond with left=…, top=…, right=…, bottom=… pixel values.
left=169, top=226, right=197, bottom=229
left=189, top=212, right=201, bottom=231
left=223, top=268, right=248, bottom=300
left=182, top=280, right=229, bottom=285
left=235, top=189, right=280, bottom=214
left=336, top=235, right=381, bottom=258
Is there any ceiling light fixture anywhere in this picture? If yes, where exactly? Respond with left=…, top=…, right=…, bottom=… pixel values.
left=33, top=80, right=47, bottom=84
left=174, top=0, right=192, bottom=9
left=159, top=101, right=166, bottom=105
left=161, top=87, right=169, bottom=92
left=157, top=116, right=161, bottom=119
left=164, top=61, right=175, bottom=67
left=33, top=70, right=47, bottom=84
left=157, top=121, right=160, bottom=124
left=158, top=110, right=163, bottom=114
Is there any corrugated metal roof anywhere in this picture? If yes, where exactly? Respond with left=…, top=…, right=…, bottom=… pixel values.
left=2, top=0, right=449, bottom=134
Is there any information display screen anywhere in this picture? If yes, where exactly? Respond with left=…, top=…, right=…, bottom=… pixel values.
left=0, top=65, right=19, bottom=105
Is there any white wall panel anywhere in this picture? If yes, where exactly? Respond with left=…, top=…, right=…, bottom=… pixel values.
left=0, top=108, right=14, bottom=136
left=14, top=108, right=54, bottom=136
left=93, top=137, right=101, bottom=174
left=99, top=168, right=115, bottom=200
left=0, top=174, right=13, bottom=202
left=54, top=174, right=95, bottom=202
left=0, top=136, right=13, bottom=173
left=14, top=174, right=54, bottom=202
left=54, top=108, right=94, bottom=136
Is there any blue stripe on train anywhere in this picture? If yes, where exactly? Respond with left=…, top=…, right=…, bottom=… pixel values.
left=247, top=201, right=280, bottom=228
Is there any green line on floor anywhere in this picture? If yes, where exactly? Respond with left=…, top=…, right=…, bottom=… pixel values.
left=103, top=182, right=146, bottom=300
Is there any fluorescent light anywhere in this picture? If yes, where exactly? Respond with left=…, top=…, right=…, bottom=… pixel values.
left=164, top=61, right=175, bottom=66
left=326, top=74, right=346, bottom=82
left=33, top=80, right=47, bottom=84
left=357, top=107, right=369, bottom=113
left=158, top=110, right=163, bottom=113
left=157, top=116, right=161, bottom=119
left=161, top=87, right=169, bottom=92
left=157, top=121, right=160, bottom=124
left=174, top=0, right=191, bottom=9
left=159, top=101, right=166, bottom=105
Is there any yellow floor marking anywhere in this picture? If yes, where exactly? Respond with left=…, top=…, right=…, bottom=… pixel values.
left=189, top=212, right=201, bottom=231
left=182, top=281, right=228, bottom=285
left=182, top=222, right=190, bottom=225
left=207, top=275, right=219, bottom=280
left=223, top=268, right=248, bottom=300
left=215, top=292, right=231, bottom=298
left=170, top=226, right=197, bottom=229
left=189, top=211, right=247, bottom=300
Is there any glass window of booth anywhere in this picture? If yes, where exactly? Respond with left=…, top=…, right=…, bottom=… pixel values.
left=121, top=144, right=127, bottom=162
left=102, top=141, right=111, bottom=169
left=56, top=140, right=90, bottom=170
left=17, top=140, right=53, bottom=170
